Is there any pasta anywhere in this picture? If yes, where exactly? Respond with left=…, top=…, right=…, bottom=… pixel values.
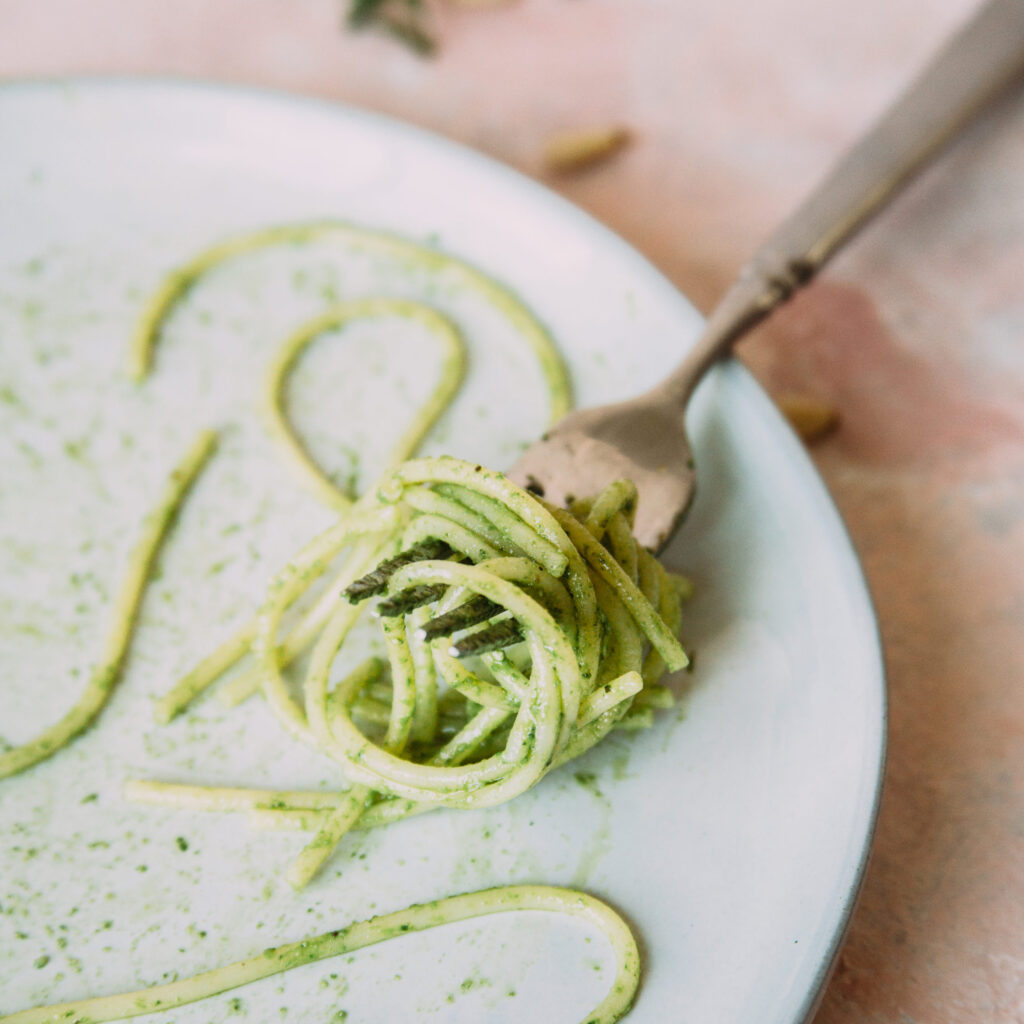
left=262, top=298, right=467, bottom=512
left=0, top=429, right=217, bottom=781
left=128, top=220, right=572, bottom=427
left=0, top=885, right=639, bottom=1024
left=133, top=456, right=687, bottom=891
left=2, top=221, right=693, bottom=1024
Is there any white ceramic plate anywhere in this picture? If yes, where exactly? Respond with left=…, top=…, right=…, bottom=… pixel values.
left=0, top=80, right=885, bottom=1024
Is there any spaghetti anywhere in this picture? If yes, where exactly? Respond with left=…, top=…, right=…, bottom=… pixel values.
left=136, top=457, right=687, bottom=890
left=0, top=885, right=639, bottom=1024
left=2, top=221, right=693, bottom=1024
left=0, top=429, right=217, bottom=781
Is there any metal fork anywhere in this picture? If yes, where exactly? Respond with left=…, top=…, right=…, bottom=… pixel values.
left=350, top=0, right=1024, bottom=646
left=514, top=0, right=1024, bottom=551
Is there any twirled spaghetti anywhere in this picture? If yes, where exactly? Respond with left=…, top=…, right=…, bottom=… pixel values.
left=135, top=456, right=688, bottom=891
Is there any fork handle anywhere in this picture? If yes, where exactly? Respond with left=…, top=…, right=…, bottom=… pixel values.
left=657, top=0, right=1024, bottom=406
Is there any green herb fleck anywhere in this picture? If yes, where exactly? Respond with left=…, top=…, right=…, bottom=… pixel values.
left=63, top=439, right=87, bottom=461
left=346, top=0, right=436, bottom=56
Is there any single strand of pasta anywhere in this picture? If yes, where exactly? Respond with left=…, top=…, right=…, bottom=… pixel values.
left=262, top=299, right=466, bottom=511
left=0, top=430, right=217, bottom=780
left=0, top=885, right=638, bottom=1024
left=128, top=221, right=572, bottom=428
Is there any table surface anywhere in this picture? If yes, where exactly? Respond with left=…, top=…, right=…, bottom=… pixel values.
left=2, top=2, right=1022, bottom=1021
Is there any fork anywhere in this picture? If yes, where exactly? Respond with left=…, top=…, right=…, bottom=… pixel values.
left=352, top=0, right=1024, bottom=646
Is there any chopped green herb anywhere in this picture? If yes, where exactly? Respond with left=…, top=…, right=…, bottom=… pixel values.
left=345, top=0, right=436, bottom=55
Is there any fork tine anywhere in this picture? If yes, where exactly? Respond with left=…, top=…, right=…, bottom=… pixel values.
left=450, top=618, right=524, bottom=658
left=416, top=595, right=503, bottom=641
left=376, top=584, right=448, bottom=618
left=344, top=540, right=453, bottom=603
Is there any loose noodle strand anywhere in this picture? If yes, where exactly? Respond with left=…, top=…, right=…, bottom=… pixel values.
left=0, top=430, right=217, bottom=780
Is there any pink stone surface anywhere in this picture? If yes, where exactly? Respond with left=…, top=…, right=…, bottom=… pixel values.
left=2, top=2, right=1022, bottom=1020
